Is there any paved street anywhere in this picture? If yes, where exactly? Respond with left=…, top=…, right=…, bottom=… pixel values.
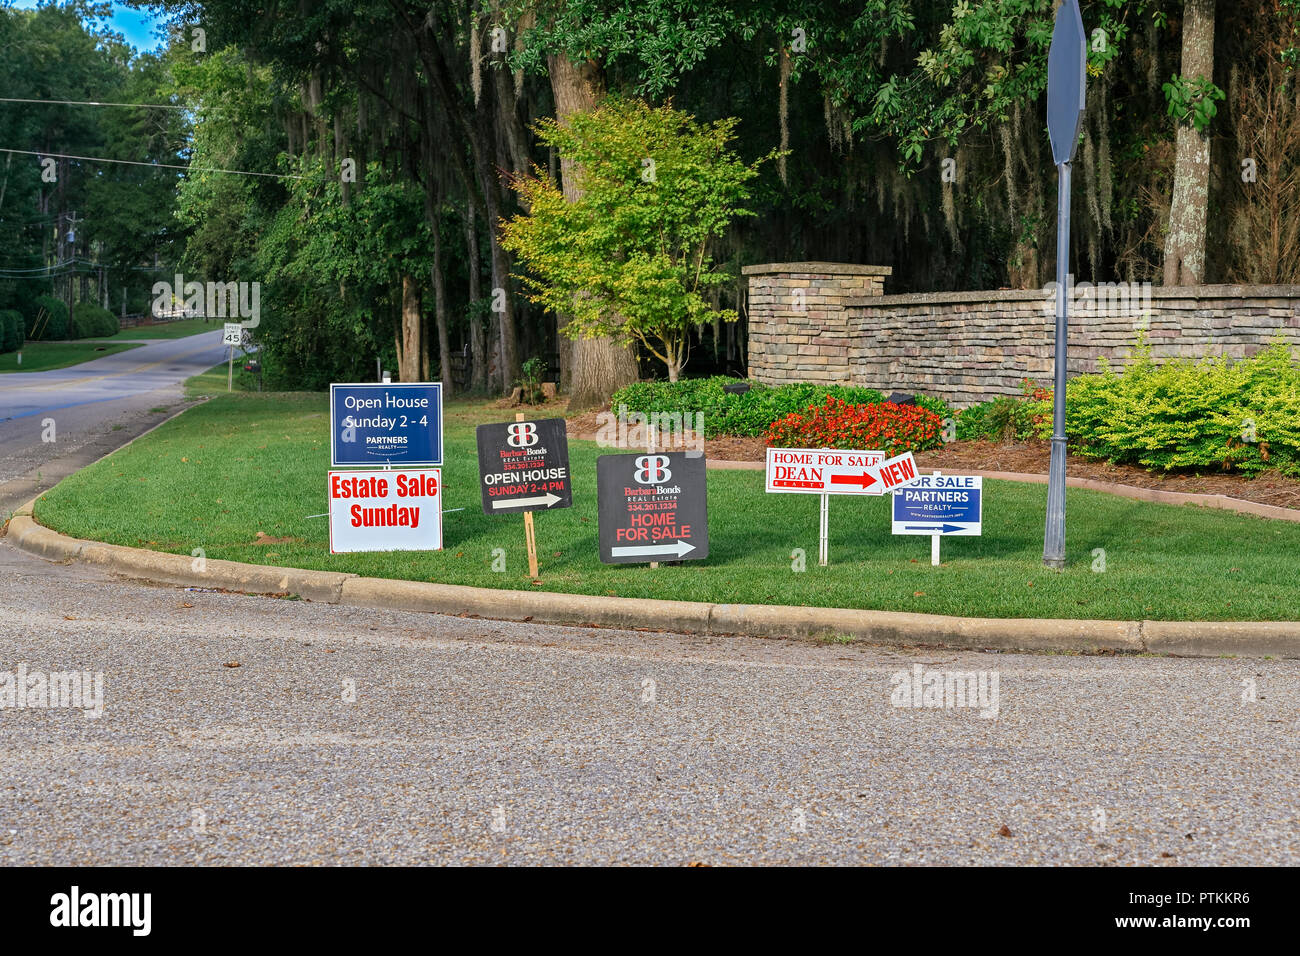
left=0, top=330, right=228, bottom=512
left=0, top=539, right=1295, bottom=865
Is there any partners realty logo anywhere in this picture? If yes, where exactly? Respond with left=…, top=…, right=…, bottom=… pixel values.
left=50, top=886, right=151, bottom=936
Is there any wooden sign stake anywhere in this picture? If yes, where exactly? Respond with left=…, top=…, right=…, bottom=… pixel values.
left=516, top=412, right=540, bottom=579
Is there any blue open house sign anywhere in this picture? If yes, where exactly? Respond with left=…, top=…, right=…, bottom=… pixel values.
left=892, top=474, right=983, bottom=536
left=330, top=383, right=443, bottom=467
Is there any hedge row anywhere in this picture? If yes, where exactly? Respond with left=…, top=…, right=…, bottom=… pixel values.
left=0, top=309, right=24, bottom=352
left=71, top=302, right=121, bottom=339
left=610, top=376, right=952, bottom=438
left=958, top=337, right=1300, bottom=476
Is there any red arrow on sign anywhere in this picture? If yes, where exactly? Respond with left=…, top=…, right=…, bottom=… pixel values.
left=830, top=472, right=877, bottom=490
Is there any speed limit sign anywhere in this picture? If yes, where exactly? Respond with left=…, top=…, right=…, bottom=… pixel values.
left=222, top=322, right=242, bottom=346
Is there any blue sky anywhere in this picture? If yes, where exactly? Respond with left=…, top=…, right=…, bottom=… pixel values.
left=7, top=1, right=169, bottom=51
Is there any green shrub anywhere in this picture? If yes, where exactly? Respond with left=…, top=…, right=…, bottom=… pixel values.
left=1066, top=337, right=1300, bottom=476
left=956, top=381, right=1052, bottom=442
left=71, top=302, right=120, bottom=339
left=29, top=295, right=69, bottom=341
left=611, top=376, right=951, bottom=438
left=956, top=336, right=1300, bottom=477
left=0, top=310, right=23, bottom=352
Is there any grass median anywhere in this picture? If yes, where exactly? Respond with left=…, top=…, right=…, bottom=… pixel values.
left=0, top=340, right=143, bottom=373
left=32, top=390, right=1300, bottom=622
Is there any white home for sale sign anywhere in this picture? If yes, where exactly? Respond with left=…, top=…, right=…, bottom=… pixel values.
left=328, top=469, right=442, bottom=553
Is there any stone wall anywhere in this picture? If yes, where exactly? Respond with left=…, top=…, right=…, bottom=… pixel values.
left=744, top=262, right=1300, bottom=406
left=742, top=262, right=891, bottom=385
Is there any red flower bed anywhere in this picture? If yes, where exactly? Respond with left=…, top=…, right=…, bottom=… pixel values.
left=764, top=397, right=944, bottom=455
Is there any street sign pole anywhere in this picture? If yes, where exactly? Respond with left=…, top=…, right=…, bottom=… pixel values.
left=1043, top=0, right=1086, bottom=570
left=227, top=345, right=234, bottom=392
left=1043, top=163, right=1071, bottom=568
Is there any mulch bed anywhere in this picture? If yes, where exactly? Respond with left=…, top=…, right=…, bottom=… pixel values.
left=562, top=411, right=1300, bottom=510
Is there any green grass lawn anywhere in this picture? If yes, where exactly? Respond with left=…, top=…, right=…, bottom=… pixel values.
left=108, top=317, right=221, bottom=340
left=32, top=390, right=1300, bottom=621
left=0, top=340, right=144, bottom=373
left=185, top=359, right=259, bottom=397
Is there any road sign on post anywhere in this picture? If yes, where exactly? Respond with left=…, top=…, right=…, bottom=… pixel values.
left=767, top=447, right=884, bottom=566
left=766, top=447, right=924, bottom=565
left=223, top=323, right=241, bottom=392
left=597, top=452, right=708, bottom=564
left=892, top=473, right=982, bottom=565
left=329, top=383, right=442, bottom=467
left=476, top=416, right=572, bottom=579
left=475, top=417, right=572, bottom=515
left=1043, top=0, right=1086, bottom=569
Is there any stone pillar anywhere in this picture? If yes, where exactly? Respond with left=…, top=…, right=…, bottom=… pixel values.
left=743, top=262, right=891, bottom=385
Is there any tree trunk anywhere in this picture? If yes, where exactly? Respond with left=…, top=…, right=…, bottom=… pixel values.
left=548, top=53, right=640, bottom=409
left=399, top=274, right=421, bottom=382
left=465, top=195, right=488, bottom=393
left=432, top=208, right=453, bottom=396
left=1163, top=0, right=1216, bottom=286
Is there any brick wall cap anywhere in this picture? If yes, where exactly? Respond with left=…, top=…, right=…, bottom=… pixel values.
left=742, top=262, right=893, bottom=277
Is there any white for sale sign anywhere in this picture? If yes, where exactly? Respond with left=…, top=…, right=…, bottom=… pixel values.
left=766, top=447, right=925, bottom=495
left=328, top=469, right=442, bottom=553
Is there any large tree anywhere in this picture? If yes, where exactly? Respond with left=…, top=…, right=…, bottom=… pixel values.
left=1162, top=0, right=1219, bottom=285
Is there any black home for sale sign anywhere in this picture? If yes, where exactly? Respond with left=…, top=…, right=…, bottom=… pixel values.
left=475, top=417, right=572, bottom=514
left=596, top=452, right=708, bottom=564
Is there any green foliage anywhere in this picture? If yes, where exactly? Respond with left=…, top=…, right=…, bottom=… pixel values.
left=0, top=309, right=23, bottom=352
left=1066, top=339, right=1300, bottom=476
left=911, top=392, right=953, bottom=424
left=958, top=396, right=1035, bottom=442
left=70, top=302, right=120, bottom=339
left=516, top=357, right=548, bottom=405
left=957, top=338, right=1300, bottom=477
left=502, top=99, right=775, bottom=381
left=1162, top=73, right=1226, bottom=132
left=612, top=376, right=951, bottom=438
left=957, top=379, right=1052, bottom=441
left=254, top=161, right=430, bottom=389
left=29, top=296, right=69, bottom=341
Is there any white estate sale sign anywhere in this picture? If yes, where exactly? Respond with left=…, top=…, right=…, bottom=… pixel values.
left=328, top=469, right=442, bottom=553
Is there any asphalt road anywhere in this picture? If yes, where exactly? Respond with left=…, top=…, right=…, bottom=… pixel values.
left=1, top=539, right=1296, bottom=866
left=0, top=330, right=227, bottom=512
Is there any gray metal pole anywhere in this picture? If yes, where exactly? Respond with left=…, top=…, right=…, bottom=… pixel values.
left=1043, top=161, right=1071, bottom=569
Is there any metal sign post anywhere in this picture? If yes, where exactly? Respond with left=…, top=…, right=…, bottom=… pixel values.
left=222, top=323, right=242, bottom=393
left=1043, top=0, right=1086, bottom=569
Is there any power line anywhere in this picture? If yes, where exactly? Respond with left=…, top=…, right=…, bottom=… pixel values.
left=0, top=147, right=303, bottom=180
left=0, top=96, right=195, bottom=111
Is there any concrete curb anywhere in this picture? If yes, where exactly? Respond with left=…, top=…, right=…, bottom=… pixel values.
left=7, top=507, right=1299, bottom=657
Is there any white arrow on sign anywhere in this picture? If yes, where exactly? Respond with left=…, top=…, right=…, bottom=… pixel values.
left=490, top=492, right=562, bottom=510
left=610, top=539, right=696, bottom=559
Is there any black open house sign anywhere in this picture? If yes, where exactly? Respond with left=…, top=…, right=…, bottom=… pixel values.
left=475, top=417, right=573, bottom=515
